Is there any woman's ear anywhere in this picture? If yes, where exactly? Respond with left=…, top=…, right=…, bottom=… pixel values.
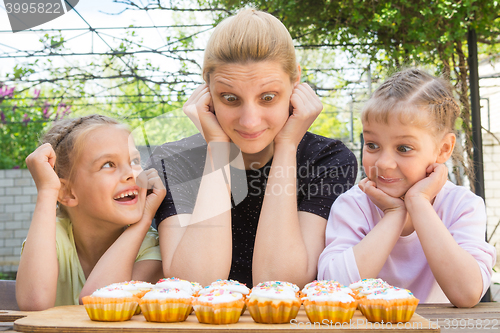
left=294, top=63, right=302, bottom=87
left=436, top=133, right=456, bottom=163
left=58, top=179, right=78, bottom=208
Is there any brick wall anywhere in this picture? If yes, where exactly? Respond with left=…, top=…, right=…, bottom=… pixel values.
left=0, top=169, right=36, bottom=273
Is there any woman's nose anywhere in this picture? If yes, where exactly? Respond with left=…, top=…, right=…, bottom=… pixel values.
left=238, top=103, right=261, bottom=130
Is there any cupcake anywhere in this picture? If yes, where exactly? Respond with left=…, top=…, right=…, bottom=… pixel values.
left=192, top=289, right=245, bottom=324
left=139, top=288, right=193, bottom=323
left=246, top=281, right=301, bottom=324
left=302, top=280, right=353, bottom=297
left=199, top=279, right=250, bottom=315
left=82, top=287, right=140, bottom=322
left=155, top=277, right=201, bottom=295
left=108, top=280, right=154, bottom=298
left=199, top=279, right=250, bottom=297
left=349, top=278, right=390, bottom=300
left=302, top=289, right=357, bottom=324
left=107, top=281, right=155, bottom=314
left=358, top=287, right=419, bottom=323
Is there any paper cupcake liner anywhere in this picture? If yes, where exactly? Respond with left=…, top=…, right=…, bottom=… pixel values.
left=139, top=298, right=193, bottom=323
left=358, top=297, right=419, bottom=323
left=82, top=296, right=140, bottom=322
left=246, top=297, right=301, bottom=324
left=192, top=298, right=245, bottom=324
left=303, top=299, right=357, bottom=324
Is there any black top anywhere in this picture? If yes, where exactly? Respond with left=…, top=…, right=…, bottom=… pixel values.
left=146, top=132, right=358, bottom=287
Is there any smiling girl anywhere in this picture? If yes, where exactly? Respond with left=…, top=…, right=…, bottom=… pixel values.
left=16, top=115, right=166, bottom=310
left=318, top=69, right=496, bottom=307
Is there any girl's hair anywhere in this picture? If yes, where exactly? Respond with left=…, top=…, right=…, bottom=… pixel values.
left=41, top=114, right=123, bottom=217
left=362, top=68, right=460, bottom=137
left=202, top=8, right=298, bottom=83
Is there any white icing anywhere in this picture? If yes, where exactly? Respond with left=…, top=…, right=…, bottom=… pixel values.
left=249, top=287, right=298, bottom=300
left=91, top=288, right=134, bottom=298
left=366, top=288, right=413, bottom=300
left=142, top=288, right=193, bottom=300
left=199, top=281, right=250, bottom=295
left=302, top=291, right=355, bottom=303
left=349, top=278, right=389, bottom=290
left=131, top=282, right=154, bottom=289
left=107, top=283, right=140, bottom=292
left=155, top=279, right=195, bottom=294
left=196, top=290, right=243, bottom=304
left=254, top=281, right=299, bottom=292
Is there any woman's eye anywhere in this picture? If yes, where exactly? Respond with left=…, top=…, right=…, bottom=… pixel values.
left=222, top=94, right=237, bottom=102
left=397, top=145, right=412, bottom=153
left=131, top=158, right=141, bottom=166
left=366, top=143, right=379, bottom=150
left=262, top=93, right=276, bottom=102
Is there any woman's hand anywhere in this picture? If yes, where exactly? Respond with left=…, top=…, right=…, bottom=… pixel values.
left=183, top=84, right=230, bottom=143
left=25, top=143, right=61, bottom=194
left=274, top=83, right=323, bottom=148
left=405, top=163, right=448, bottom=203
left=358, top=177, right=406, bottom=214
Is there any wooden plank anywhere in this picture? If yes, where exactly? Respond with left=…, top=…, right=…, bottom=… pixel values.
left=13, top=305, right=439, bottom=332
left=0, top=312, right=29, bottom=323
left=416, top=303, right=500, bottom=316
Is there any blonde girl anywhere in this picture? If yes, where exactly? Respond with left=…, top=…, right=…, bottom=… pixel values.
left=318, top=69, right=496, bottom=307
left=16, top=115, right=166, bottom=310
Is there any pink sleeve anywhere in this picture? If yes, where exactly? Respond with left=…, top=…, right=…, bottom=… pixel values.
left=317, top=186, right=373, bottom=285
left=444, top=191, right=496, bottom=298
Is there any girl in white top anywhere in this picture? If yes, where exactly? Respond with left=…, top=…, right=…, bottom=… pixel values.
left=318, top=69, right=496, bottom=307
left=16, top=115, right=166, bottom=310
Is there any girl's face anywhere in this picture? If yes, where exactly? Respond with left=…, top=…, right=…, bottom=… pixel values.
left=209, top=61, right=298, bottom=158
left=70, top=125, right=147, bottom=227
left=362, top=117, right=442, bottom=198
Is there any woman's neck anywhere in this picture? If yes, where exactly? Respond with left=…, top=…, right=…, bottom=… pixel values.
left=240, top=142, right=275, bottom=170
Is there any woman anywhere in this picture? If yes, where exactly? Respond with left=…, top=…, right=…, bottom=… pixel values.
left=148, top=9, right=357, bottom=288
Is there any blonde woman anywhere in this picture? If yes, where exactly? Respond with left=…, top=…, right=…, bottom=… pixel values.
left=148, top=9, right=357, bottom=287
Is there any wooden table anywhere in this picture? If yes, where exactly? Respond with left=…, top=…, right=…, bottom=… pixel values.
left=0, top=303, right=499, bottom=332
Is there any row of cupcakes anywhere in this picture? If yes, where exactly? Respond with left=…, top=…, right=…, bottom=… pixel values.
left=82, top=278, right=418, bottom=325
left=300, top=278, right=419, bottom=324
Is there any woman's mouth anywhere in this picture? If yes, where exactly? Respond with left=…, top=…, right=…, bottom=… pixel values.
left=236, top=129, right=265, bottom=139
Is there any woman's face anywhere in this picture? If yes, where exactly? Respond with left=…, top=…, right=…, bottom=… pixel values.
left=209, top=61, right=298, bottom=157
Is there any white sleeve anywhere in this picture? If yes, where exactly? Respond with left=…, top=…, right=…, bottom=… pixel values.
left=317, top=187, right=375, bottom=285
left=445, top=191, right=497, bottom=298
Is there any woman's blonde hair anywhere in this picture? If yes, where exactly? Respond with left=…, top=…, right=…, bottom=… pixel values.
left=41, top=114, right=124, bottom=217
left=362, top=68, right=460, bottom=137
left=202, top=8, right=298, bottom=83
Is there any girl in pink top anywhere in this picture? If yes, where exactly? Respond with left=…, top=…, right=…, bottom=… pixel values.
left=318, top=69, right=496, bottom=307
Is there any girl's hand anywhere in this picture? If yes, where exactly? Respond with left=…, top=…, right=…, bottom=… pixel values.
left=183, top=84, right=230, bottom=143
left=140, top=169, right=167, bottom=221
left=405, top=163, right=448, bottom=203
left=358, top=177, right=406, bottom=214
left=25, top=143, right=61, bottom=194
left=274, top=83, right=323, bottom=148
